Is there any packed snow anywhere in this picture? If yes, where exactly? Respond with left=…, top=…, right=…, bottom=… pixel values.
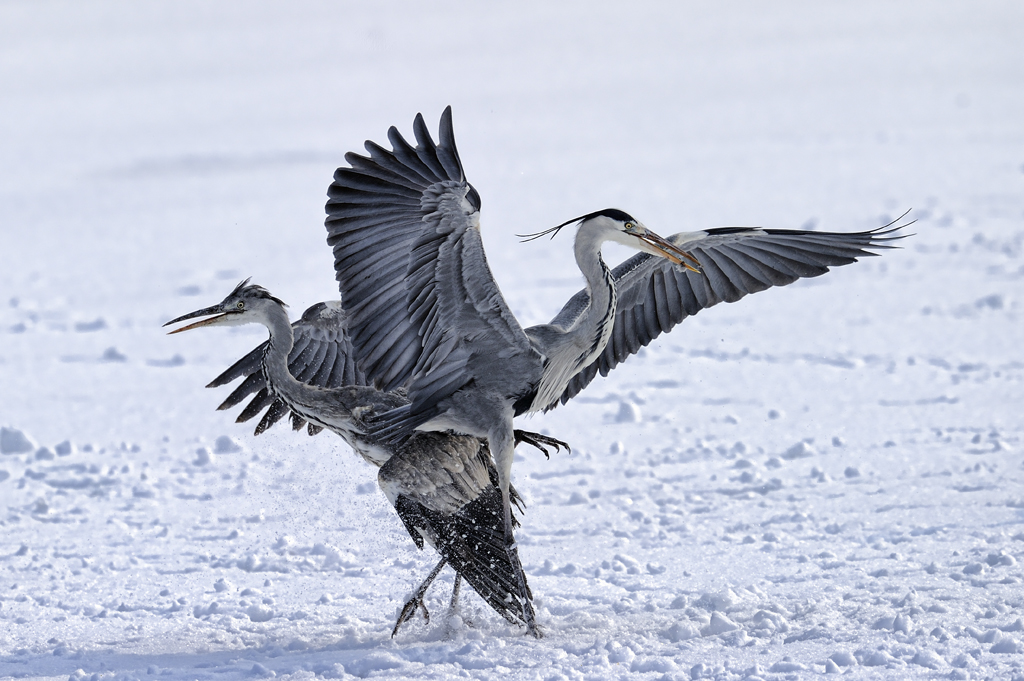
left=2, top=2, right=1023, bottom=679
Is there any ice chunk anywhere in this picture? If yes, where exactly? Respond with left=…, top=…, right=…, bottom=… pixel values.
left=1001, top=618, right=1024, bottom=632
left=951, top=653, right=976, bottom=668
left=769, top=659, right=807, bottom=673
left=606, top=641, right=634, bottom=664
left=567, top=491, right=587, bottom=504
left=214, top=436, right=243, bottom=454
left=1, top=426, right=36, bottom=454
left=975, top=293, right=1004, bottom=310
left=829, top=651, right=856, bottom=667
left=101, top=347, right=127, bottom=362
left=663, top=621, right=699, bottom=642
left=614, top=553, right=641, bottom=574
left=859, top=650, right=898, bottom=666
left=615, top=401, right=642, bottom=423
left=695, top=589, right=739, bottom=612
left=991, top=638, right=1022, bottom=654
left=893, top=614, right=912, bottom=634
left=986, top=552, right=1015, bottom=567
left=702, top=612, right=740, bottom=636
left=781, top=441, right=817, bottom=460
left=872, top=616, right=895, bottom=630
left=132, top=484, right=155, bottom=498
left=250, top=663, right=274, bottom=677
left=911, top=650, right=945, bottom=669
left=246, top=604, right=274, bottom=622
left=74, top=318, right=107, bottom=332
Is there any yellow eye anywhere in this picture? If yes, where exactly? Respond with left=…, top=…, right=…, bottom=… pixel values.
left=236, top=301, right=245, bottom=310
left=625, top=221, right=636, bottom=231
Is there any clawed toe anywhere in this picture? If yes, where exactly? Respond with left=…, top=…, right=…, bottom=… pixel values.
left=392, top=596, right=429, bottom=637
left=513, top=430, right=571, bottom=459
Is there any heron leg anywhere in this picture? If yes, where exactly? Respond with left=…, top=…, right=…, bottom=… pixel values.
left=449, top=574, right=462, bottom=612
left=492, top=422, right=541, bottom=638
left=392, top=557, right=448, bottom=638
left=513, top=429, right=571, bottom=460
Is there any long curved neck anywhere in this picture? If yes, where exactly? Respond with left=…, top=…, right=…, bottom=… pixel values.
left=571, top=226, right=616, bottom=349
left=526, top=226, right=617, bottom=413
left=259, top=304, right=314, bottom=406
left=254, top=301, right=397, bottom=466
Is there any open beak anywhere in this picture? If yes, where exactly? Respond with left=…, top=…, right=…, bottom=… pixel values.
left=636, top=229, right=702, bottom=273
left=163, top=305, right=235, bottom=334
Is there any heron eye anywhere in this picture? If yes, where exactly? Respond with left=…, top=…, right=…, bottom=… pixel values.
left=236, top=301, right=245, bottom=310
left=625, top=222, right=636, bottom=231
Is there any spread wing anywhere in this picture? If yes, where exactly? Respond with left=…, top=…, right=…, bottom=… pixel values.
left=549, top=222, right=908, bottom=407
left=325, top=107, right=540, bottom=434
left=207, top=300, right=365, bottom=435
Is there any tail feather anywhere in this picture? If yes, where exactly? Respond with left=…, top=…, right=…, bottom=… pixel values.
left=394, top=484, right=533, bottom=626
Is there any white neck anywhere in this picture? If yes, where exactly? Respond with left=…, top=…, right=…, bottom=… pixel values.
left=527, top=223, right=618, bottom=413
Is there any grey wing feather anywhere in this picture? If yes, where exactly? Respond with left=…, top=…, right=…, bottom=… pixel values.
left=206, top=300, right=366, bottom=433
left=216, top=371, right=266, bottom=411
left=325, top=107, right=537, bottom=433
left=551, top=224, right=907, bottom=407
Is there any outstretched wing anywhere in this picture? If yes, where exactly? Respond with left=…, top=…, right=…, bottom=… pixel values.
left=547, top=222, right=908, bottom=407
left=325, top=107, right=539, bottom=433
left=207, top=300, right=365, bottom=435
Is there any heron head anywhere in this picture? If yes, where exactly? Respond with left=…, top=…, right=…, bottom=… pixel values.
left=163, top=279, right=287, bottom=334
left=520, top=209, right=701, bottom=272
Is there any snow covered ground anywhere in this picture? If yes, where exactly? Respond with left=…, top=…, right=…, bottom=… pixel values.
left=2, top=2, right=1023, bottom=679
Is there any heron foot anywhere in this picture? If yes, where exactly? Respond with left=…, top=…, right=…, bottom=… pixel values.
left=392, top=557, right=447, bottom=638
left=513, top=430, right=571, bottom=460
left=392, top=595, right=429, bottom=637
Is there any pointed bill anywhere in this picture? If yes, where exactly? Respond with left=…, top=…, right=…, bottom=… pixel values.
left=636, top=228, right=702, bottom=273
left=163, top=305, right=234, bottom=334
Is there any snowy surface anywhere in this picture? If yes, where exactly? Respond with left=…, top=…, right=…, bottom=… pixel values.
left=2, top=2, right=1023, bottom=679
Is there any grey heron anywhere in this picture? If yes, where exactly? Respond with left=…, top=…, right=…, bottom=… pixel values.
left=321, top=107, right=907, bottom=635
left=164, top=282, right=567, bottom=635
